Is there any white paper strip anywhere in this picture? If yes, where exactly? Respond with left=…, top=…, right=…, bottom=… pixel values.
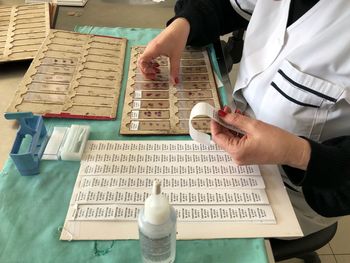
left=189, top=102, right=244, bottom=145
left=132, top=100, right=141, bottom=109
left=69, top=204, right=275, bottom=223
left=77, top=175, right=266, bottom=189
left=84, top=140, right=222, bottom=152
left=79, top=161, right=260, bottom=177
left=73, top=188, right=269, bottom=205
left=130, top=110, right=139, bottom=119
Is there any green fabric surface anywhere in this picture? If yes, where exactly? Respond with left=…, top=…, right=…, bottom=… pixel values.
left=0, top=26, right=268, bottom=263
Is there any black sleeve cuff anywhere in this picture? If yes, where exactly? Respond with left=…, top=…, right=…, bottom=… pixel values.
left=303, top=137, right=350, bottom=187
left=282, top=165, right=306, bottom=186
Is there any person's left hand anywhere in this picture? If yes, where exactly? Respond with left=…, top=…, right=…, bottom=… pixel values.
left=211, top=107, right=311, bottom=170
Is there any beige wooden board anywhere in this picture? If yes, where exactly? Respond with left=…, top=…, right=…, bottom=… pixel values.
left=0, top=3, right=51, bottom=63
left=6, top=30, right=127, bottom=120
left=25, top=0, right=88, bottom=7
left=120, top=46, right=221, bottom=135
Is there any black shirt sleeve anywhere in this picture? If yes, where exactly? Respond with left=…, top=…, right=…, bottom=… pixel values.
left=283, top=136, right=350, bottom=217
left=166, top=0, right=249, bottom=47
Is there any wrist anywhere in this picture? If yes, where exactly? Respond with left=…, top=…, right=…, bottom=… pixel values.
left=286, top=137, right=311, bottom=170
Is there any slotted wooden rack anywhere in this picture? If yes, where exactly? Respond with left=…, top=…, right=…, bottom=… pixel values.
left=120, top=46, right=221, bottom=135
left=7, top=30, right=127, bottom=120
left=0, top=3, right=51, bottom=63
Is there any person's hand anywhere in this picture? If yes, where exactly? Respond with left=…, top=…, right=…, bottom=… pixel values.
left=138, top=18, right=190, bottom=85
left=211, top=107, right=311, bottom=170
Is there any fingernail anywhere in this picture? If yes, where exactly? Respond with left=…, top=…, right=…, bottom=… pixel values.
left=218, top=110, right=227, bottom=117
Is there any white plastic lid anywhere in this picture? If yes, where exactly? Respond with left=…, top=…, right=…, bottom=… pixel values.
left=144, top=180, right=170, bottom=225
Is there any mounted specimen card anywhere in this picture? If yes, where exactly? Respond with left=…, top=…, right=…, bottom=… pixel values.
left=6, top=30, right=127, bottom=119
left=120, top=46, right=221, bottom=135
left=0, top=3, right=51, bottom=63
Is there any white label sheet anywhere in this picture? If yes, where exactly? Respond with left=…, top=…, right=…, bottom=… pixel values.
left=63, top=140, right=275, bottom=225
left=68, top=204, right=275, bottom=223
left=61, top=140, right=307, bottom=240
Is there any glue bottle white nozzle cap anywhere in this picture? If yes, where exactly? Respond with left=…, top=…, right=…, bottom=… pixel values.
left=152, top=180, right=161, bottom=195
left=144, top=180, right=170, bottom=225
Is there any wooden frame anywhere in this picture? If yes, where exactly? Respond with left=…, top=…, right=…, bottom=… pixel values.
left=120, top=46, right=221, bottom=135
left=0, top=3, right=51, bottom=63
left=7, top=30, right=127, bottom=120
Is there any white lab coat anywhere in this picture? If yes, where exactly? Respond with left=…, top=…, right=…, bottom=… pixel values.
left=230, top=0, right=350, bottom=235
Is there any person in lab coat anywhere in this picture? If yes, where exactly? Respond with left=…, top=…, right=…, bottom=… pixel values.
left=138, top=0, right=350, bottom=236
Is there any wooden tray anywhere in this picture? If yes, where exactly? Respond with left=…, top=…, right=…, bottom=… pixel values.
left=120, top=46, right=221, bottom=134
left=7, top=30, right=127, bottom=120
left=0, top=3, right=51, bottom=63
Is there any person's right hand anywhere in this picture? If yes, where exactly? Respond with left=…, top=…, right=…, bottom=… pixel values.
left=138, top=18, right=190, bottom=85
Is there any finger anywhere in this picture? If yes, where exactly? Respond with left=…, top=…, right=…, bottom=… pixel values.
left=211, top=118, right=240, bottom=139
left=138, top=44, right=161, bottom=73
left=211, top=118, right=240, bottom=145
left=142, top=73, right=157, bottom=80
left=211, top=106, right=232, bottom=134
left=151, top=62, right=160, bottom=68
left=218, top=111, right=256, bottom=134
left=169, top=54, right=181, bottom=85
left=138, top=58, right=149, bottom=76
left=140, top=44, right=161, bottom=63
left=140, top=65, right=159, bottom=75
left=138, top=56, right=160, bottom=78
left=234, top=108, right=242, bottom=114
left=211, top=119, right=225, bottom=135
left=138, top=57, right=154, bottom=72
left=223, top=106, right=231, bottom=113
left=211, top=124, right=241, bottom=153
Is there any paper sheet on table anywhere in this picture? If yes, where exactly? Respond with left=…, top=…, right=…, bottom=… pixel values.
left=60, top=140, right=302, bottom=240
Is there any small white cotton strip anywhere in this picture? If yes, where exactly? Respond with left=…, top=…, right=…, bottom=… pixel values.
left=189, top=102, right=244, bottom=145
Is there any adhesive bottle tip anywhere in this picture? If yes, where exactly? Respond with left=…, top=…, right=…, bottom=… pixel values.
left=138, top=180, right=177, bottom=263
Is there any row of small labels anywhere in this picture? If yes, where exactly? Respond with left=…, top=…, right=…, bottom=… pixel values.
left=69, top=204, right=275, bottom=223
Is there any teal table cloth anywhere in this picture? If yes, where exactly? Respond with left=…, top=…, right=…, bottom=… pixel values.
left=0, top=26, right=268, bottom=263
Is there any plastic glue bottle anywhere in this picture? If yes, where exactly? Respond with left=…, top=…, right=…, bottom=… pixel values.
left=138, top=180, right=177, bottom=263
